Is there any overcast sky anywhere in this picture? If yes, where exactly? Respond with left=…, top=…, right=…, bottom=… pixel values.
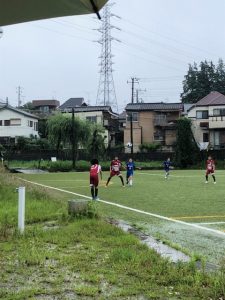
left=1, top=0, right=225, bottom=112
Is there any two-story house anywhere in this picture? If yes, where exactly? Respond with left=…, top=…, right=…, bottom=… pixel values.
left=188, top=91, right=225, bottom=149
left=0, top=103, right=39, bottom=144
left=61, top=106, right=119, bottom=148
left=124, top=102, right=183, bottom=153
left=32, top=99, right=60, bottom=114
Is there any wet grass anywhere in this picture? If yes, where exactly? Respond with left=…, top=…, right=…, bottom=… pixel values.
left=1, top=167, right=225, bottom=298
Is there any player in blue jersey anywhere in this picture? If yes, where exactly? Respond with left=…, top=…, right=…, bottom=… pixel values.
left=126, top=158, right=141, bottom=186
left=163, top=157, right=173, bottom=179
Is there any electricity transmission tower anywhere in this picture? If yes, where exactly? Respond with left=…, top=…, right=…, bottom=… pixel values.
left=96, top=3, right=120, bottom=112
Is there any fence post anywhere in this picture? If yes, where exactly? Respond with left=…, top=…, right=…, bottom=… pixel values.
left=18, top=186, right=25, bottom=233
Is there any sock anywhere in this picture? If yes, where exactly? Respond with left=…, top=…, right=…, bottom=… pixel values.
left=129, top=179, right=133, bottom=186
left=212, top=175, right=216, bottom=182
left=205, top=175, right=208, bottom=181
left=120, top=176, right=124, bottom=186
left=91, top=186, right=94, bottom=198
left=95, top=188, right=98, bottom=198
left=106, top=177, right=111, bottom=186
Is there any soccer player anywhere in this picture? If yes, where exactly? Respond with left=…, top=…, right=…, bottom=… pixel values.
left=105, top=156, right=125, bottom=187
left=205, top=156, right=216, bottom=184
left=163, top=157, right=173, bottom=179
left=126, top=158, right=141, bottom=186
left=90, top=158, right=102, bottom=200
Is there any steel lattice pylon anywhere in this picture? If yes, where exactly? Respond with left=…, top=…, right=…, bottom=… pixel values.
left=96, top=3, right=119, bottom=112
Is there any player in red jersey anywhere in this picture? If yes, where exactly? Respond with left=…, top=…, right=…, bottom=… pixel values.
left=90, top=159, right=102, bottom=200
left=205, top=156, right=216, bottom=184
left=105, top=156, right=125, bottom=187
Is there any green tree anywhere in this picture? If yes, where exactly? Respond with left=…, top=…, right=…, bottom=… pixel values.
left=87, top=125, right=106, bottom=159
left=47, top=113, right=91, bottom=165
left=181, top=59, right=225, bottom=103
left=175, top=118, right=198, bottom=168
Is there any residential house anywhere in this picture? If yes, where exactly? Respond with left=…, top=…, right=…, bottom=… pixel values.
left=32, top=99, right=60, bottom=114
left=0, top=103, right=39, bottom=144
left=124, top=102, right=183, bottom=153
left=188, top=91, right=225, bottom=149
left=62, top=106, right=119, bottom=147
left=59, top=98, right=87, bottom=111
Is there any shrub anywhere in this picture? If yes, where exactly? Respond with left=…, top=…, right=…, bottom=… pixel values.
left=139, top=142, right=161, bottom=153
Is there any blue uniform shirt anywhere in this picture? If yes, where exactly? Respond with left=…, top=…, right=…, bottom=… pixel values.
left=126, top=161, right=135, bottom=176
left=164, top=160, right=172, bottom=171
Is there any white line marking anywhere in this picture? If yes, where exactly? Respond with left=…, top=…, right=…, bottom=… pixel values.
left=18, top=177, right=225, bottom=238
left=194, top=222, right=225, bottom=225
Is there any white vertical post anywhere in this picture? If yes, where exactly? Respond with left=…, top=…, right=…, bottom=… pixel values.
left=18, top=186, right=25, bottom=233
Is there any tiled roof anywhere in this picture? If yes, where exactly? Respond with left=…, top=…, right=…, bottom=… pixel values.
left=195, top=91, right=225, bottom=106
left=62, top=105, right=118, bottom=116
left=125, top=102, right=183, bottom=111
left=59, top=98, right=86, bottom=109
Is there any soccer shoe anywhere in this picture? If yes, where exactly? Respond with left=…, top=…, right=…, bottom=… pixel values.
left=214, top=182, right=216, bottom=184
left=122, top=185, right=125, bottom=188
left=205, top=181, right=208, bottom=183
left=105, top=185, right=108, bottom=188
left=94, top=197, right=100, bottom=200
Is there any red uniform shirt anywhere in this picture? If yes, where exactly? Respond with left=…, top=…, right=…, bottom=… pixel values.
left=110, top=159, right=122, bottom=176
left=206, top=159, right=215, bottom=174
left=90, top=164, right=101, bottom=187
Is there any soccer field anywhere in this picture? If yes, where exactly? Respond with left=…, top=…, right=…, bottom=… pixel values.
left=17, top=169, right=225, bottom=264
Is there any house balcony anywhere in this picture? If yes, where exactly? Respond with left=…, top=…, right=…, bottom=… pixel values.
left=209, top=116, right=225, bottom=129
left=154, top=115, right=177, bottom=127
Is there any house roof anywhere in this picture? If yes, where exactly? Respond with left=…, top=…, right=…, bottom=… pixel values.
left=59, top=98, right=87, bottom=110
left=0, top=104, right=39, bottom=119
left=125, top=102, right=183, bottom=111
left=195, top=91, right=225, bottom=106
left=32, top=100, right=60, bottom=107
left=63, top=105, right=118, bottom=116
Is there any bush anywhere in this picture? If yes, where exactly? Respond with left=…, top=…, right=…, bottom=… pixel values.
left=139, top=142, right=161, bottom=153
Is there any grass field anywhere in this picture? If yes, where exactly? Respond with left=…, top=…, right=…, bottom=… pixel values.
left=1, top=168, right=225, bottom=299
left=16, top=169, right=225, bottom=265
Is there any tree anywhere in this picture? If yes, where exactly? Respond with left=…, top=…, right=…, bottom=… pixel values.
left=181, top=59, right=225, bottom=103
left=175, top=118, right=198, bottom=168
left=87, top=124, right=106, bottom=158
left=47, top=113, right=91, bottom=165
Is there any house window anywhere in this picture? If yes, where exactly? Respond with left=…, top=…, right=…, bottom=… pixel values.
left=29, top=121, right=33, bottom=127
left=127, top=112, right=138, bottom=122
left=4, top=120, right=10, bottom=126
left=10, top=118, right=21, bottom=126
left=34, top=122, right=38, bottom=131
left=0, top=120, right=2, bottom=126
left=40, top=106, right=49, bottom=113
left=213, top=109, right=225, bottom=116
left=196, top=110, right=208, bottom=119
left=203, top=132, right=209, bottom=142
left=86, top=116, right=97, bottom=123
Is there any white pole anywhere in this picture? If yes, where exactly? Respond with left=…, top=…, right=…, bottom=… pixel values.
left=18, top=186, right=25, bottom=233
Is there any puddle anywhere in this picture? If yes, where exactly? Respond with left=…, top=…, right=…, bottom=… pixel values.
left=109, top=219, right=190, bottom=263
left=10, top=168, right=48, bottom=174
left=108, top=219, right=221, bottom=271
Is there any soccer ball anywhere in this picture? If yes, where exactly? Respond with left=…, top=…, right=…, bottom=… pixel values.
left=126, top=142, right=132, bottom=148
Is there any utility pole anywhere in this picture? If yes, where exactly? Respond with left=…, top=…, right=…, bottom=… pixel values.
left=72, top=108, right=76, bottom=169
left=136, top=88, right=146, bottom=103
left=127, top=77, right=139, bottom=156
left=16, top=86, right=23, bottom=107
